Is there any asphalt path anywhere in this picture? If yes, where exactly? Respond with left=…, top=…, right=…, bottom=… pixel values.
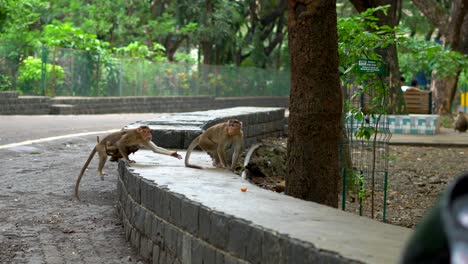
left=0, top=113, right=165, bottom=146
left=0, top=113, right=166, bottom=263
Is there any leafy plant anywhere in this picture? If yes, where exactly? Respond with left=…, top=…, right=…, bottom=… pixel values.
left=17, top=56, right=64, bottom=95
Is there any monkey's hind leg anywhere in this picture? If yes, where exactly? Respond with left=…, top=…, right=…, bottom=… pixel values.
left=96, top=146, right=108, bottom=180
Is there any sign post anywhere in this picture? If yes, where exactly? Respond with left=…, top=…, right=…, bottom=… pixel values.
left=357, top=59, right=384, bottom=74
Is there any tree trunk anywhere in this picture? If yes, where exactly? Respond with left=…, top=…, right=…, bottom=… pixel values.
left=432, top=71, right=460, bottom=114
left=413, top=0, right=468, bottom=114
left=286, top=0, right=342, bottom=207
left=350, top=0, right=406, bottom=114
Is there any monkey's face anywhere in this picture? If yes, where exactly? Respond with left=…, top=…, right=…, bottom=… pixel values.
left=137, top=127, right=153, bottom=141
left=227, top=120, right=242, bottom=136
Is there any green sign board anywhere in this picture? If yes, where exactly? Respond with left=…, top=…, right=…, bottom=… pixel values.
left=357, top=59, right=383, bottom=74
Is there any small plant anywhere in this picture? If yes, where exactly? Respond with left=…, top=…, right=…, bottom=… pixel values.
left=17, top=56, right=65, bottom=96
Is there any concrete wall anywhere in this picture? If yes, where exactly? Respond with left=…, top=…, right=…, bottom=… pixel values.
left=0, top=92, right=51, bottom=115
left=117, top=166, right=352, bottom=264
left=117, top=108, right=355, bottom=264
left=0, top=92, right=288, bottom=115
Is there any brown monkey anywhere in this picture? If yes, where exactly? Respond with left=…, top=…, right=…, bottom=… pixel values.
left=455, top=111, right=468, bottom=133
left=75, top=125, right=182, bottom=200
left=185, top=119, right=243, bottom=171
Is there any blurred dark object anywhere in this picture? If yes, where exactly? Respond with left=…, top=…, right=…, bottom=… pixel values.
left=401, top=173, right=468, bottom=263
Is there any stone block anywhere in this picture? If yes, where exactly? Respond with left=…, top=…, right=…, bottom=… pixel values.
left=134, top=206, right=146, bottom=233
left=130, top=228, right=141, bottom=250
left=191, top=240, right=204, bottom=264
left=141, top=179, right=155, bottom=212
left=262, top=230, right=282, bottom=264
left=153, top=244, right=161, bottom=264
left=123, top=219, right=131, bottom=241
left=153, top=130, right=185, bottom=149
left=151, top=217, right=165, bottom=246
left=144, top=211, right=153, bottom=235
left=181, top=235, right=192, bottom=264
left=214, top=249, right=226, bottom=264
left=285, top=238, right=319, bottom=264
left=180, top=198, right=200, bottom=235
left=168, top=192, right=183, bottom=226
left=160, top=189, right=171, bottom=221
left=125, top=198, right=133, bottom=224
left=244, top=224, right=264, bottom=264
left=201, top=242, right=216, bottom=264
left=140, top=235, right=154, bottom=261
left=164, top=224, right=179, bottom=256
left=198, top=205, right=212, bottom=241
left=209, top=211, right=229, bottom=250
left=227, top=218, right=252, bottom=259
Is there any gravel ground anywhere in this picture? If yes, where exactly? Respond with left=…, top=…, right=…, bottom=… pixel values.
left=243, top=138, right=468, bottom=229
left=0, top=136, right=144, bottom=264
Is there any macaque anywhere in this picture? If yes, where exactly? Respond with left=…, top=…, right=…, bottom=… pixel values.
left=75, top=125, right=182, bottom=200
left=455, top=112, right=468, bottom=133
left=185, top=119, right=243, bottom=171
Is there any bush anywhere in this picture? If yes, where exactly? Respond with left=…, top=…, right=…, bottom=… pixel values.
left=17, top=56, right=65, bottom=96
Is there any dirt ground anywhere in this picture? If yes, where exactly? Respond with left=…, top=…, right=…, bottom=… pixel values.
left=0, top=137, right=144, bottom=263
left=241, top=137, right=468, bottom=229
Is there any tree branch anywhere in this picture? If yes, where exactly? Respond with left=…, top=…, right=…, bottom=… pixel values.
left=412, top=0, right=449, bottom=34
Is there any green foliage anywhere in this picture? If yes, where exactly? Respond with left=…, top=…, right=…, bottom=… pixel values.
left=338, top=6, right=402, bottom=139
left=17, top=56, right=64, bottom=95
left=174, top=52, right=196, bottom=64
left=114, top=41, right=155, bottom=59
left=398, top=36, right=468, bottom=81
left=41, top=21, right=109, bottom=53
left=0, top=0, right=45, bottom=61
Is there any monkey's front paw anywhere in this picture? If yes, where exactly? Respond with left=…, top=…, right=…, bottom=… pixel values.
left=171, top=152, right=182, bottom=160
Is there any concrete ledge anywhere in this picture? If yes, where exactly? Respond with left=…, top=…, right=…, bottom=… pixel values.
left=118, top=150, right=410, bottom=264
left=125, top=107, right=286, bottom=149
left=116, top=108, right=411, bottom=264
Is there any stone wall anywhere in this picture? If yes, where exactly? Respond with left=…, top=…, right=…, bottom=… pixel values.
left=117, top=165, right=352, bottom=264
left=0, top=92, right=289, bottom=115
left=117, top=108, right=358, bottom=264
left=0, top=92, right=51, bottom=115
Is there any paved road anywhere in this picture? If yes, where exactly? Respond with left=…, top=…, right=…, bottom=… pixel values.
left=0, top=114, right=164, bottom=263
left=0, top=113, right=163, bottom=146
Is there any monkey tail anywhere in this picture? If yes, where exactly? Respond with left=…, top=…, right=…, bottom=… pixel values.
left=184, top=136, right=204, bottom=169
left=75, top=147, right=97, bottom=201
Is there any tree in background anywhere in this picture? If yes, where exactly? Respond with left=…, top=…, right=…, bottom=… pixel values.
left=287, top=0, right=342, bottom=207
left=349, top=0, right=406, bottom=114
left=412, top=0, right=468, bottom=114
left=0, top=0, right=45, bottom=90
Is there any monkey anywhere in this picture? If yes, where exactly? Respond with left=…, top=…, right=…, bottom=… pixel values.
left=185, top=119, right=243, bottom=171
left=455, top=111, right=468, bottom=132
left=75, top=125, right=182, bottom=200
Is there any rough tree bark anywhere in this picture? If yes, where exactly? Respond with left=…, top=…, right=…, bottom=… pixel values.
left=413, top=0, right=468, bottom=114
left=349, top=0, right=406, bottom=114
left=286, top=0, right=342, bottom=207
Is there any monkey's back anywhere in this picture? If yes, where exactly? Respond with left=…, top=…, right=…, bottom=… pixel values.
left=455, top=114, right=468, bottom=132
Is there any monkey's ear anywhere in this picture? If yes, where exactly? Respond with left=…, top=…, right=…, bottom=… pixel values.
left=240, top=121, right=243, bottom=128
left=137, top=127, right=143, bottom=133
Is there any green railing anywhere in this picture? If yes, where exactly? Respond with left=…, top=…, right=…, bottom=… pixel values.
left=0, top=45, right=290, bottom=97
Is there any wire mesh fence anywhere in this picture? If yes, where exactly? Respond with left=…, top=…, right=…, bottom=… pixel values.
left=340, top=84, right=392, bottom=222
left=0, top=44, right=290, bottom=97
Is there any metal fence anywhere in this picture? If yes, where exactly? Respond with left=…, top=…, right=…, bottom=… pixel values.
left=0, top=44, right=290, bottom=97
